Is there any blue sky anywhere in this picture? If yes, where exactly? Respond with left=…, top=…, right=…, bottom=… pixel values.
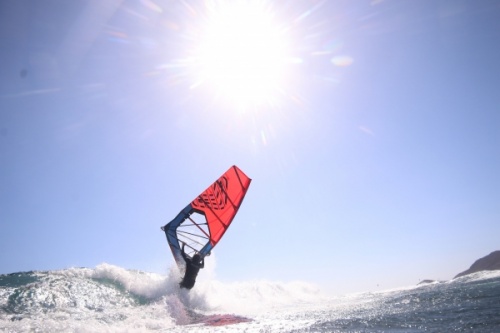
left=1, top=0, right=499, bottom=294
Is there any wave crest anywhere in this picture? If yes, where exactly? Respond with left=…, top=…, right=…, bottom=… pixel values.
left=0, top=263, right=323, bottom=331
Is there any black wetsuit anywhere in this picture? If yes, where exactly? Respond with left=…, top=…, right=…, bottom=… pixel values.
left=180, top=246, right=204, bottom=290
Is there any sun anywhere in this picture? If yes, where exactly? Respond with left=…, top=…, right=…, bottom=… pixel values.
left=192, top=1, right=290, bottom=109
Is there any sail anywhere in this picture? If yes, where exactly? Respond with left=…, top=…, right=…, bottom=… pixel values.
left=161, top=165, right=251, bottom=269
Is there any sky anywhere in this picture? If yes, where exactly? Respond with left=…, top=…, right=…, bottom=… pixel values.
left=1, top=0, right=499, bottom=295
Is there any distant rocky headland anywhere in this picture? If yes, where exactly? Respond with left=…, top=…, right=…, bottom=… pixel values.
left=418, top=250, right=500, bottom=285
left=455, top=250, right=500, bottom=278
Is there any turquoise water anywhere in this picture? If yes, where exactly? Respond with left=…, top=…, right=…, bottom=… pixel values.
left=1, top=264, right=499, bottom=332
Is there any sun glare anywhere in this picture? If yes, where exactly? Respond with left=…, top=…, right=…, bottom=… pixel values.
left=193, top=1, right=290, bottom=109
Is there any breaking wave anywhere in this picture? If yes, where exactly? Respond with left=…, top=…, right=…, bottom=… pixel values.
left=0, top=263, right=323, bottom=332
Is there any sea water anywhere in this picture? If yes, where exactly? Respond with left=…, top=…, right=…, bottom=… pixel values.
left=1, top=263, right=499, bottom=332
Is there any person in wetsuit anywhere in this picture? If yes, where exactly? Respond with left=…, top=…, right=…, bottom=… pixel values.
left=179, top=243, right=204, bottom=290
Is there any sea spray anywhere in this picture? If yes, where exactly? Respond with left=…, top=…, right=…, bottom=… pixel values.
left=0, top=263, right=322, bottom=332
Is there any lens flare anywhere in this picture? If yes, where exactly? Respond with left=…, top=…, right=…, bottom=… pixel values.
left=331, top=55, right=354, bottom=67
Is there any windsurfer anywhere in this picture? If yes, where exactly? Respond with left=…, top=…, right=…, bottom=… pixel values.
left=180, top=243, right=204, bottom=289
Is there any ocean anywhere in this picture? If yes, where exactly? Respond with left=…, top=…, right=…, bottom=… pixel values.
left=1, top=264, right=499, bottom=332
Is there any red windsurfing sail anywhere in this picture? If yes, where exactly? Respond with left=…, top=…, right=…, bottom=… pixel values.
left=191, top=165, right=252, bottom=246
left=161, top=165, right=251, bottom=268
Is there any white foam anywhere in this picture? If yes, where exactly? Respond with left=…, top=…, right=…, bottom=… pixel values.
left=450, top=270, right=500, bottom=284
left=184, top=278, right=324, bottom=316
left=0, top=263, right=327, bottom=332
left=90, top=263, right=175, bottom=299
left=86, top=262, right=324, bottom=315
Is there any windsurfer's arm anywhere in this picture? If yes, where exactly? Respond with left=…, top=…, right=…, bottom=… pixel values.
left=181, top=243, right=188, bottom=261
